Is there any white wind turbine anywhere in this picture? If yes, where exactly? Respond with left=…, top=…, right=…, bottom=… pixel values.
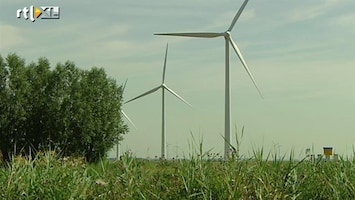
left=118, top=80, right=136, bottom=160
left=125, top=44, right=191, bottom=159
left=121, top=80, right=136, bottom=128
left=155, top=0, right=263, bottom=159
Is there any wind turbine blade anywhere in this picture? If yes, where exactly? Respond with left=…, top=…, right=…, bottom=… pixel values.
left=228, top=0, right=249, bottom=31
left=229, top=37, right=263, bottom=98
left=125, top=86, right=161, bottom=104
left=162, top=44, right=168, bottom=84
left=163, top=85, right=192, bottom=107
left=155, top=32, right=223, bottom=38
left=121, top=110, right=136, bottom=128
left=122, top=79, right=128, bottom=92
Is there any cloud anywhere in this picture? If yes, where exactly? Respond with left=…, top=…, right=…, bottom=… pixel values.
left=209, top=8, right=255, bottom=30
left=287, top=0, right=341, bottom=22
left=331, top=12, right=355, bottom=28
left=240, top=8, right=256, bottom=22
left=0, top=24, right=28, bottom=50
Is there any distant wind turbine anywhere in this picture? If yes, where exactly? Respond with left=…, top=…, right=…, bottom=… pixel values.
left=118, top=80, right=136, bottom=160
left=155, top=0, right=263, bottom=159
left=125, top=44, right=191, bottom=158
left=121, top=79, right=136, bottom=129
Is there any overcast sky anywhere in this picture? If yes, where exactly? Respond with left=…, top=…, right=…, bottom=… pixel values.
left=1, top=0, right=355, bottom=159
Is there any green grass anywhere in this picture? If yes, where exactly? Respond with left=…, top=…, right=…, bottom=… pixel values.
left=1, top=150, right=355, bottom=199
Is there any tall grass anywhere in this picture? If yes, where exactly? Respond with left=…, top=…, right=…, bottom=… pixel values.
left=1, top=148, right=355, bottom=199
left=0, top=151, right=92, bottom=199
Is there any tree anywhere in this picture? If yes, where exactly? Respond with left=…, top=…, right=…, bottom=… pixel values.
left=0, top=54, right=128, bottom=162
left=64, top=67, right=127, bottom=162
left=23, top=58, right=52, bottom=151
left=0, top=54, right=29, bottom=162
left=46, top=61, right=84, bottom=154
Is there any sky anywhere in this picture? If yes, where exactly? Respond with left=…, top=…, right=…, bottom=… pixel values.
left=1, top=0, right=355, bottom=159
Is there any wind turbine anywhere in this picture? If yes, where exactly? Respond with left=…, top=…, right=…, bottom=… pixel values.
left=118, top=80, right=136, bottom=160
left=155, top=0, right=263, bottom=159
left=125, top=44, right=191, bottom=159
left=121, top=80, right=136, bottom=128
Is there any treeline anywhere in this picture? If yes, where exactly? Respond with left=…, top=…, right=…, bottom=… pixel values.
left=0, top=53, right=128, bottom=163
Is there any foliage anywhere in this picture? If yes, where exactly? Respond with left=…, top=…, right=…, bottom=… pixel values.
left=0, top=53, right=128, bottom=162
left=1, top=150, right=354, bottom=199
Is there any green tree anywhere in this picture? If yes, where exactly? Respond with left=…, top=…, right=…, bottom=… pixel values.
left=0, top=54, right=29, bottom=162
left=23, top=58, right=52, bottom=151
left=65, top=67, right=127, bottom=162
left=0, top=54, right=128, bottom=163
left=46, top=61, right=83, bottom=154
left=0, top=55, right=9, bottom=161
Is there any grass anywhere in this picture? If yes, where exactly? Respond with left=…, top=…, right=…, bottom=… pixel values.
left=1, top=149, right=355, bottom=199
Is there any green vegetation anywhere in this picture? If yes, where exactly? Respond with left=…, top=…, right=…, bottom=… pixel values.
left=1, top=150, right=354, bottom=199
left=1, top=54, right=354, bottom=198
left=0, top=54, right=127, bottom=162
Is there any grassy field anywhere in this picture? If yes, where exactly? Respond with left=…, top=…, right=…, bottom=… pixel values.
left=1, top=150, right=355, bottom=199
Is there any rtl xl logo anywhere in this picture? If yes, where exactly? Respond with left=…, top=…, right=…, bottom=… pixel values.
left=16, top=6, right=60, bottom=22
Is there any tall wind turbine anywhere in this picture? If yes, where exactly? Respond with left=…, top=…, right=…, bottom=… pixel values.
left=155, top=0, right=263, bottom=159
left=125, top=44, right=191, bottom=159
